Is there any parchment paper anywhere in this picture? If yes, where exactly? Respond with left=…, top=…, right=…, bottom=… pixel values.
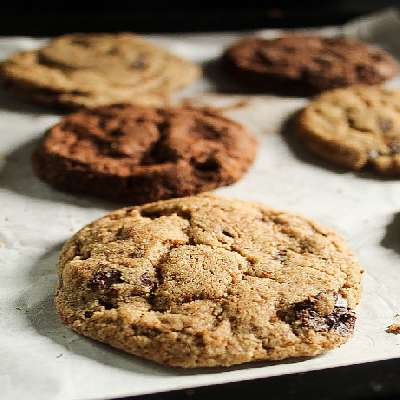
left=1, top=9, right=400, bottom=400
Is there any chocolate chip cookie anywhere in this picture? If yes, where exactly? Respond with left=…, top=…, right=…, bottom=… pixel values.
left=0, top=33, right=200, bottom=109
left=223, top=35, right=399, bottom=95
left=296, top=86, right=400, bottom=175
left=55, top=194, right=362, bottom=367
left=32, top=104, right=257, bottom=203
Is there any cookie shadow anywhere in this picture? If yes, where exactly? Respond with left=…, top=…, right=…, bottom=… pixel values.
left=280, top=110, right=348, bottom=175
left=0, top=138, right=121, bottom=209
left=17, top=244, right=174, bottom=377
left=0, top=84, right=57, bottom=115
left=203, top=59, right=319, bottom=98
left=381, top=212, right=400, bottom=254
left=202, top=59, right=266, bottom=95
left=19, top=244, right=313, bottom=377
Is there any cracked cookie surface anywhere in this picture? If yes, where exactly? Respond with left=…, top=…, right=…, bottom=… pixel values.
left=55, top=194, right=362, bottom=367
left=32, top=104, right=257, bottom=203
left=297, top=86, right=400, bottom=175
left=0, top=33, right=200, bottom=109
left=223, top=35, right=399, bottom=95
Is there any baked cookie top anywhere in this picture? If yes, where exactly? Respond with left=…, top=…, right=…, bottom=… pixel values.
left=224, top=35, right=399, bottom=94
left=55, top=194, right=362, bottom=367
left=0, top=33, right=200, bottom=108
left=33, top=104, right=257, bottom=203
left=297, top=86, right=400, bottom=175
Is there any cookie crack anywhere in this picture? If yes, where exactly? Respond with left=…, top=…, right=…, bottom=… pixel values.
left=142, top=121, right=177, bottom=164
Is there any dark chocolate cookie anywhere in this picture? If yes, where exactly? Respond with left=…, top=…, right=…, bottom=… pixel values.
left=32, top=104, right=258, bottom=203
left=223, top=35, right=399, bottom=95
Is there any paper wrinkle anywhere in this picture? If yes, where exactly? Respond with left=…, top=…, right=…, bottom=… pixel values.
left=1, top=9, right=400, bottom=400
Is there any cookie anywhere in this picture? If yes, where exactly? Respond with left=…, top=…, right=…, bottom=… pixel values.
left=0, top=33, right=200, bottom=109
left=296, top=86, right=400, bottom=175
left=223, top=35, right=399, bottom=95
left=32, top=104, right=257, bottom=203
left=55, top=194, right=362, bottom=368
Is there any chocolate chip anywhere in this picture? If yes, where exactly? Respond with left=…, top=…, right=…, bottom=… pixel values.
left=140, top=272, right=153, bottom=286
left=283, top=297, right=356, bottom=335
left=378, top=117, right=393, bottom=133
left=89, top=270, right=123, bottom=290
left=84, top=311, right=93, bottom=318
left=98, top=299, right=115, bottom=310
left=327, top=307, right=356, bottom=335
left=295, top=307, right=330, bottom=332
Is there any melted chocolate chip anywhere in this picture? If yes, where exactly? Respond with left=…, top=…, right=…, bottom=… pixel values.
left=89, top=270, right=123, bottom=290
left=284, top=297, right=356, bottom=335
left=98, top=299, right=115, bottom=310
left=84, top=311, right=93, bottom=318
left=140, top=272, right=153, bottom=286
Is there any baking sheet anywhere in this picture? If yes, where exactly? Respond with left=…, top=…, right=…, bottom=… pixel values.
left=1, top=9, right=400, bottom=400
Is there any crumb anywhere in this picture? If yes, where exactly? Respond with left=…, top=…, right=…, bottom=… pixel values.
left=387, top=324, right=400, bottom=334
left=16, top=307, right=22, bottom=311
left=56, top=353, right=63, bottom=359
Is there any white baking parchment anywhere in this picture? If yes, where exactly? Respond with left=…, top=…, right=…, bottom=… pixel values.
left=1, top=8, right=400, bottom=400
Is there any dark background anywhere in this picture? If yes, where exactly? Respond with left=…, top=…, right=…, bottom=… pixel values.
left=2, top=1, right=400, bottom=399
left=0, top=1, right=399, bottom=35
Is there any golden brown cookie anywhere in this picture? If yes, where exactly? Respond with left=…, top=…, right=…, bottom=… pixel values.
left=223, top=35, right=399, bottom=95
left=55, top=194, right=362, bottom=368
left=0, top=33, right=200, bottom=109
left=32, top=104, right=257, bottom=203
left=297, top=86, right=400, bottom=175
